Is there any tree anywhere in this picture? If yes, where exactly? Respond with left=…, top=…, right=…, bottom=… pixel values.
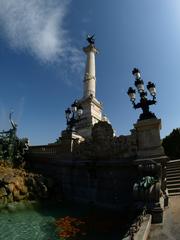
left=162, top=128, right=180, bottom=159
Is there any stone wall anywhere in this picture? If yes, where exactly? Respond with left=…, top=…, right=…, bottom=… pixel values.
left=26, top=120, right=168, bottom=211
left=27, top=157, right=137, bottom=209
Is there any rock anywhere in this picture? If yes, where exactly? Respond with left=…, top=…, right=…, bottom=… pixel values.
left=47, top=178, right=54, bottom=188
left=14, top=177, right=24, bottom=190
left=7, top=193, right=13, bottom=203
left=20, top=185, right=28, bottom=195
left=6, top=183, right=15, bottom=193
left=3, top=175, right=16, bottom=184
left=0, top=187, right=7, bottom=197
left=25, top=177, right=35, bottom=187
left=13, top=189, right=20, bottom=201
left=7, top=202, right=17, bottom=212
left=0, top=196, right=7, bottom=205
left=0, top=166, right=51, bottom=204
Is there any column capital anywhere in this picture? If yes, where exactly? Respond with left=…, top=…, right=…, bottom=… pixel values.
left=83, top=44, right=99, bottom=54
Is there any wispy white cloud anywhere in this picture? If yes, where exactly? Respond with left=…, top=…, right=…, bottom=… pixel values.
left=0, top=0, right=84, bottom=73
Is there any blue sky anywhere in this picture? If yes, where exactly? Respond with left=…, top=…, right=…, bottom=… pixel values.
left=0, top=0, right=180, bottom=145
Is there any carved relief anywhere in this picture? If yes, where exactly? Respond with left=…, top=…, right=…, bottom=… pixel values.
left=74, top=121, right=137, bottom=160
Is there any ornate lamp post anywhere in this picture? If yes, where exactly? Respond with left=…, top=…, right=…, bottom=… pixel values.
left=65, top=100, right=83, bottom=131
left=127, top=68, right=157, bottom=121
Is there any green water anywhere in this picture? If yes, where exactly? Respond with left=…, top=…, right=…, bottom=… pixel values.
left=0, top=202, right=121, bottom=240
left=0, top=202, right=64, bottom=240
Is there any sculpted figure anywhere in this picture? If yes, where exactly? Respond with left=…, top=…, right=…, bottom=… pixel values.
left=87, top=34, right=95, bottom=45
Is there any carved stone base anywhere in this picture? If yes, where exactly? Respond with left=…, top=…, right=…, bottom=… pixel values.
left=75, top=96, right=103, bottom=139
left=134, top=118, right=164, bottom=158
left=60, top=130, right=84, bottom=152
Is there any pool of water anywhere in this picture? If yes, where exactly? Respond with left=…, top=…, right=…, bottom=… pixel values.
left=0, top=202, right=124, bottom=240
left=0, top=202, right=61, bottom=240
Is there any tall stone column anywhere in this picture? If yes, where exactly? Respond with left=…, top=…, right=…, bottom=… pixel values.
left=83, top=44, right=98, bottom=98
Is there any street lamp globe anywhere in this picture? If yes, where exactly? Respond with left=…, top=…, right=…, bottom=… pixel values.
left=71, top=100, right=78, bottom=112
left=134, top=78, right=145, bottom=93
left=147, top=81, right=156, bottom=97
left=77, top=105, right=83, bottom=118
left=132, top=68, right=141, bottom=79
left=127, top=87, right=136, bottom=102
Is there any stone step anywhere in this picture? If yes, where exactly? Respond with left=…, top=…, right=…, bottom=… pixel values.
left=166, top=175, right=180, bottom=180
left=167, top=159, right=180, bottom=163
left=167, top=160, right=180, bottom=164
left=167, top=179, right=180, bottom=184
left=166, top=165, right=180, bottom=170
left=167, top=159, right=180, bottom=162
left=166, top=170, right=180, bottom=174
left=167, top=167, right=180, bottom=170
left=167, top=177, right=180, bottom=182
left=167, top=162, right=180, bottom=165
left=168, top=187, right=180, bottom=193
left=168, top=159, right=180, bottom=162
left=167, top=164, right=180, bottom=168
left=166, top=172, right=180, bottom=177
left=167, top=183, right=180, bottom=189
left=167, top=162, right=180, bottom=166
left=166, top=160, right=180, bottom=197
left=168, top=192, right=180, bottom=196
left=166, top=173, right=180, bottom=180
left=167, top=168, right=180, bottom=172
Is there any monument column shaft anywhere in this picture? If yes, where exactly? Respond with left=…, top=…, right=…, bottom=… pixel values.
left=83, top=45, right=98, bottom=98
left=85, top=51, right=96, bottom=77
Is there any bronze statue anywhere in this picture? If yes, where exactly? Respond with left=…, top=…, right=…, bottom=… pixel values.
left=9, top=111, right=17, bottom=131
left=87, top=34, right=95, bottom=45
left=0, top=111, right=29, bottom=166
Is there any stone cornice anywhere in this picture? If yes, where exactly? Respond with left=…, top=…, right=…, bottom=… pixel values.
left=78, top=96, right=103, bottom=109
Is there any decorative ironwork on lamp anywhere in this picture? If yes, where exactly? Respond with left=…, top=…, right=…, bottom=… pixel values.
left=65, top=100, right=83, bottom=131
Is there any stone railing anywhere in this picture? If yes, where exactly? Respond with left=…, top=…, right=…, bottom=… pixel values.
left=29, top=144, right=59, bottom=155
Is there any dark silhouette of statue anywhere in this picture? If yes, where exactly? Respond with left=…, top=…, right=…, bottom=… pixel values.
left=87, top=34, right=95, bottom=45
left=9, top=111, right=17, bottom=139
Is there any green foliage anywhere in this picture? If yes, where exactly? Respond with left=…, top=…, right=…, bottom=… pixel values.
left=162, top=128, right=180, bottom=159
left=0, top=131, right=28, bottom=167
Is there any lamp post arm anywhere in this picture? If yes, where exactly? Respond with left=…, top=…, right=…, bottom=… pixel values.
left=133, top=102, right=141, bottom=109
left=152, top=95, right=156, bottom=101
left=147, top=99, right=156, bottom=106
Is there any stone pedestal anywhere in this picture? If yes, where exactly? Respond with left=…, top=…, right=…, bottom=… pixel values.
left=134, top=118, right=164, bottom=158
left=134, top=118, right=169, bottom=209
left=151, top=202, right=164, bottom=223
left=75, top=96, right=103, bottom=138
left=60, top=130, right=84, bottom=152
